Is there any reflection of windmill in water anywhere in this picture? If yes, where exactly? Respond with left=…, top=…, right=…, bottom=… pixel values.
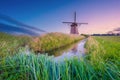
left=63, top=12, right=88, bottom=34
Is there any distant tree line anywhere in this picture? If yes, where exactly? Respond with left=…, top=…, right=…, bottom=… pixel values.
left=92, top=33, right=120, bottom=36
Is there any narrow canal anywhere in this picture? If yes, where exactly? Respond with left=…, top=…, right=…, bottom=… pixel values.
left=53, top=39, right=87, bottom=61
left=25, top=39, right=87, bottom=61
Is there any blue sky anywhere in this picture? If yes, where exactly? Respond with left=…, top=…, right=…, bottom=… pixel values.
left=0, top=0, right=120, bottom=34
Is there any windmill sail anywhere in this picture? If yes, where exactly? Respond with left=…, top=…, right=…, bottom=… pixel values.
left=74, top=12, right=76, bottom=22
left=63, top=12, right=88, bottom=34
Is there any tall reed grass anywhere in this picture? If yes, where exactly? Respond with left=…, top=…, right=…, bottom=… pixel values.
left=85, top=36, right=120, bottom=80
left=0, top=32, right=84, bottom=57
left=30, top=32, right=84, bottom=53
left=0, top=32, right=31, bottom=58
left=0, top=49, right=119, bottom=80
left=0, top=33, right=119, bottom=80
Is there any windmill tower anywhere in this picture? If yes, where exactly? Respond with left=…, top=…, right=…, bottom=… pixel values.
left=63, top=12, right=88, bottom=34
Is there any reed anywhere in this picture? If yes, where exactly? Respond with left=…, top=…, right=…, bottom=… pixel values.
left=0, top=32, right=84, bottom=57
left=0, top=33, right=119, bottom=80
left=85, top=36, right=120, bottom=79
left=30, top=32, right=84, bottom=53
left=0, top=49, right=119, bottom=80
left=0, top=32, right=31, bottom=58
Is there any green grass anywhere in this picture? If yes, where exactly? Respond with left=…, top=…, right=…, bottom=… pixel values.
left=85, top=36, right=120, bottom=61
left=0, top=32, right=31, bottom=58
left=0, top=32, right=84, bottom=57
left=85, top=36, right=120, bottom=79
left=0, top=50, right=119, bottom=80
left=94, top=36, right=120, bottom=63
left=30, top=32, right=84, bottom=53
left=0, top=33, right=120, bottom=80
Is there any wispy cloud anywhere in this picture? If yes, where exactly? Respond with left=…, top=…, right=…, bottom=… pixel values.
left=0, top=14, right=46, bottom=33
left=113, top=27, right=120, bottom=31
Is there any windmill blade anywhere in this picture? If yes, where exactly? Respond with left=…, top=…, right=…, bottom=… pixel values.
left=62, top=22, right=73, bottom=24
left=77, top=23, right=88, bottom=26
left=74, top=12, right=76, bottom=22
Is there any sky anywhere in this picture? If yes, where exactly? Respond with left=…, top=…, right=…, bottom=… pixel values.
left=0, top=0, right=120, bottom=34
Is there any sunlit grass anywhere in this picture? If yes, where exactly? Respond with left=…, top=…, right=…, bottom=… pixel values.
left=0, top=49, right=119, bottom=80
left=85, top=36, right=120, bottom=79
left=30, top=32, right=84, bottom=53
left=0, top=32, right=84, bottom=58
left=0, top=32, right=31, bottom=58
left=0, top=33, right=120, bottom=80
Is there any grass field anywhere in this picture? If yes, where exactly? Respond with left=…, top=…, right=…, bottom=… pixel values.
left=0, top=34, right=120, bottom=80
left=85, top=36, right=120, bottom=79
left=0, top=32, right=31, bottom=58
left=30, top=32, right=84, bottom=53
left=86, top=36, right=120, bottom=64
left=0, top=32, right=84, bottom=58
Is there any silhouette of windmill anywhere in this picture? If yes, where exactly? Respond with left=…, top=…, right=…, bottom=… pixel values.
left=63, top=12, right=88, bottom=34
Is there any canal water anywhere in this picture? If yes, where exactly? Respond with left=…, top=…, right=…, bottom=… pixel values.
left=53, top=39, right=87, bottom=61
left=25, top=39, right=87, bottom=61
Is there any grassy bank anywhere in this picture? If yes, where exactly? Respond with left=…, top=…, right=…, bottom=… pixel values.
left=0, top=49, right=119, bottom=80
left=0, top=33, right=31, bottom=58
left=85, top=36, right=120, bottom=65
left=0, top=32, right=84, bottom=57
left=30, top=32, right=84, bottom=53
left=0, top=36, right=119, bottom=80
left=85, top=36, right=120, bottom=79
left=0, top=53, right=90, bottom=80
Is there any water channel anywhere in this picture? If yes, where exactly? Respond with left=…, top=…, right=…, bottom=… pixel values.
left=25, top=39, right=87, bottom=61
left=52, top=39, right=87, bottom=61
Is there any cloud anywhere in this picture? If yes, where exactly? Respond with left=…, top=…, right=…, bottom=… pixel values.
left=0, top=14, right=46, bottom=33
left=113, top=27, right=120, bottom=31
left=107, top=27, right=120, bottom=34
left=0, top=23, right=41, bottom=36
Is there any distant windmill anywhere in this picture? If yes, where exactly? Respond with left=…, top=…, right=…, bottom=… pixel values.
left=63, top=12, right=88, bottom=34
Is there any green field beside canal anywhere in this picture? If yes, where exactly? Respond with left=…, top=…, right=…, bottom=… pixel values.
left=0, top=32, right=84, bottom=58
left=0, top=33, right=120, bottom=80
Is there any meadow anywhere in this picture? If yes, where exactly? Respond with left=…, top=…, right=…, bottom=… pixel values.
left=85, top=36, right=120, bottom=79
left=0, top=33, right=120, bottom=80
left=30, top=32, right=84, bottom=54
left=0, top=32, right=84, bottom=58
left=0, top=32, right=32, bottom=58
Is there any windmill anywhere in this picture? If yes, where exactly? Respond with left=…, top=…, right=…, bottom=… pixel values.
left=63, top=12, right=88, bottom=34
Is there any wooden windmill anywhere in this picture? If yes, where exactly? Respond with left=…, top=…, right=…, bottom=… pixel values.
left=63, top=12, right=88, bottom=34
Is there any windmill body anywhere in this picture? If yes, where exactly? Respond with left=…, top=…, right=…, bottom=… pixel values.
left=70, top=23, right=79, bottom=34
left=63, top=12, right=88, bottom=34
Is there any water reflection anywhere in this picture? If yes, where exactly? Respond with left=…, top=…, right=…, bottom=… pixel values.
left=71, top=45, right=77, bottom=54
left=54, top=39, right=87, bottom=62
left=47, top=41, right=80, bottom=57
